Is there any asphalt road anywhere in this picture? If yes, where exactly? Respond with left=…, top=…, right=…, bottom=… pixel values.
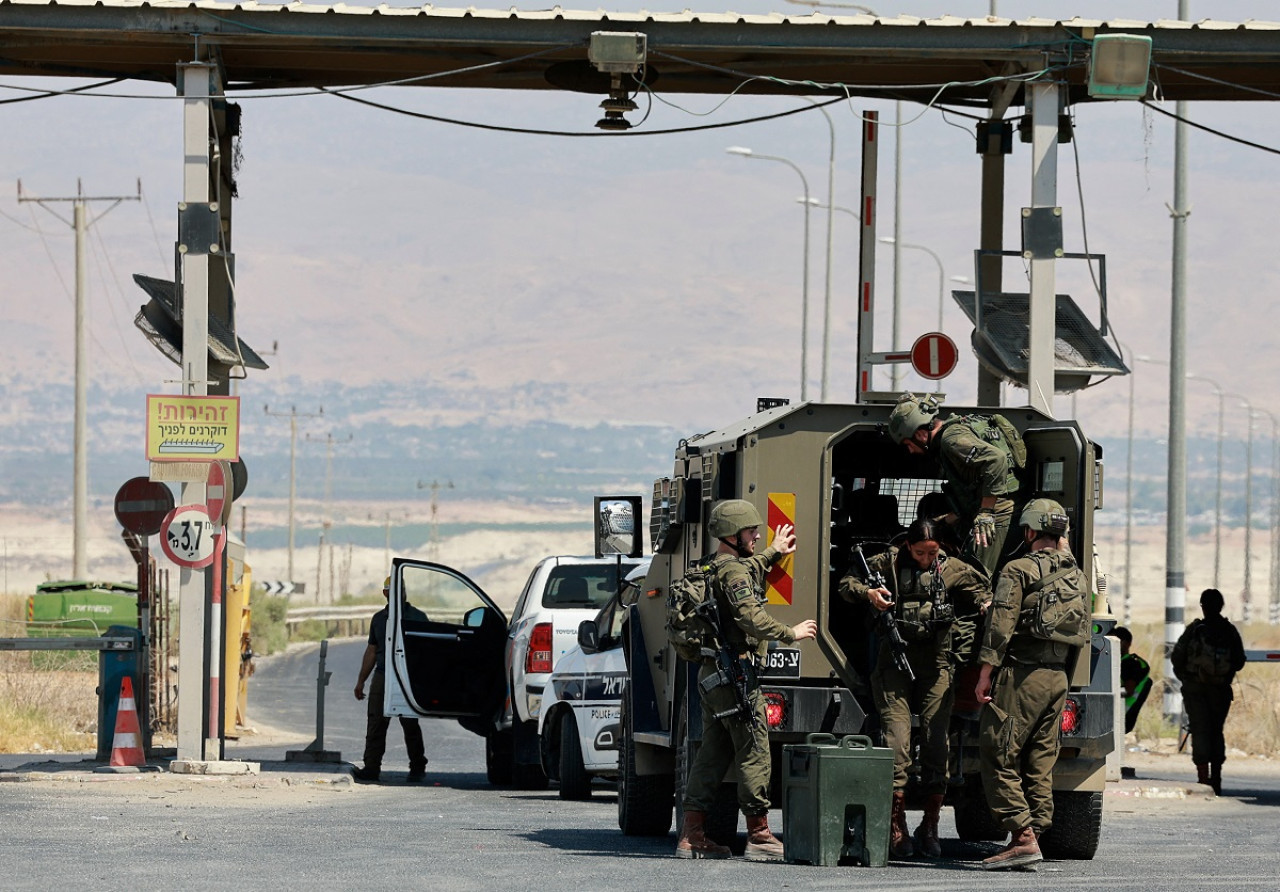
left=4, top=639, right=1280, bottom=891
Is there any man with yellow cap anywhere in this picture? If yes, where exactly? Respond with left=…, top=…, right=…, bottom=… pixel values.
left=353, top=575, right=428, bottom=782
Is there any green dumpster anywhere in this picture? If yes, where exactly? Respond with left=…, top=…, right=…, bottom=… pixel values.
left=782, top=733, right=893, bottom=867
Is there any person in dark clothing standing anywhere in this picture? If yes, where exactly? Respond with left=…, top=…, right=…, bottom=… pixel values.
left=353, top=576, right=427, bottom=783
left=1171, top=588, right=1246, bottom=795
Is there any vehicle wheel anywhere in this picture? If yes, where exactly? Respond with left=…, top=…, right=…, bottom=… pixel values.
left=675, top=695, right=741, bottom=853
left=486, top=730, right=514, bottom=786
left=1038, top=790, right=1103, bottom=860
left=558, top=713, right=592, bottom=800
left=618, top=697, right=675, bottom=836
left=953, top=775, right=1004, bottom=842
left=513, top=720, right=549, bottom=790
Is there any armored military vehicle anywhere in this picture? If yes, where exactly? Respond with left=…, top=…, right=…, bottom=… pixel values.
left=612, top=398, right=1115, bottom=859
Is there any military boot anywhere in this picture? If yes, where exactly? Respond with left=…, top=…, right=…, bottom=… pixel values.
left=744, top=814, right=784, bottom=862
left=351, top=765, right=381, bottom=782
left=913, top=793, right=945, bottom=858
left=1196, top=762, right=1212, bottom=788
left=675, top=810, right=731, bottom=860
left=981, top=827, right=1042, bottom=871
left=1210, top=763, right=1223, bottom=796
left=890, top=790, right=915, bottom=859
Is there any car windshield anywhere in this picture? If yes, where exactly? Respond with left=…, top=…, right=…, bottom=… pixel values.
left=541, top=562, right=636, bottom=610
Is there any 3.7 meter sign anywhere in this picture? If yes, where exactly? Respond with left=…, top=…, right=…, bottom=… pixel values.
left=160, top=505, right=219, bottom=569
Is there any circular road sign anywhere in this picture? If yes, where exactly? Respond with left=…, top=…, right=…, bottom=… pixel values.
left=114, top=477, right=175, bottom=536
left=910, top=332, right=959, bottom=380
left=160, top=505, right=219, bottom=569
left=206, top=461, right=230, bottom=527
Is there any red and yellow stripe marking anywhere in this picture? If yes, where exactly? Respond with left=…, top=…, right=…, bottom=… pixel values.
left=765, top=492, right=796, bottom=605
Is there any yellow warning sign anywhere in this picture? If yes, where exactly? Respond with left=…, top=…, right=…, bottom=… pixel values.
left=146, top=394, right=240, bottom=462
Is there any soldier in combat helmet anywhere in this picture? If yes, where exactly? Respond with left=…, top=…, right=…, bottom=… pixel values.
left=839, top=518, right=991, bottom=859
left=676, top=499, right=818, bottom=862
left=974, top=499, right=1088, bottom=871
left=887, top=393, right=1025, bottom=577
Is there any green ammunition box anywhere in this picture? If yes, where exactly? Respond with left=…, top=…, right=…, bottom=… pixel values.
left=782, top=733, right=893, bottom=867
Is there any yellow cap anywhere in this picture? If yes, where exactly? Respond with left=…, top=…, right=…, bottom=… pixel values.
left=383, top=576, right=391, bottom=590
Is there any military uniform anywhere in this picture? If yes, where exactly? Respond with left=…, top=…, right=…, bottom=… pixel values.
left=683, top=546, right=796, bottom=818
left=840, top=548, right=989, bottom=794
left=932, top=416, right=1022, bottom=577
left=977, top=548, right=1083, bottom=834
left=1171, top=615, right=1246, bottom=777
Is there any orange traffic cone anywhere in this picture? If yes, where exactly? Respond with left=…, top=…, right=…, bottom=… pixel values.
left=108, top=676, right=146, bottom=767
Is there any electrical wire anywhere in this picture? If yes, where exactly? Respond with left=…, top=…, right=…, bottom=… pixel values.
left=1153, top=62, right=1280, bottom=102
left=1139, top=99, right=1280, bottom=157
left=0, top=77, right=124, bottom=104
left=139, top=182, right=171, bottom=269
left=88, top=222, right=149, bottom=383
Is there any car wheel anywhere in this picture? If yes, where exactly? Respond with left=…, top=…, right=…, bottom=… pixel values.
left=512, top=719, right=549, bottom=790
left=1038, top=790, right=1103, bottom=860
left=617, top=696, right=674, bottom=836
left=952, top=774, right=1005, bottom=842
left=486, top=730, right=514, bottom=786
left=558, top=713, right=592, bottom=800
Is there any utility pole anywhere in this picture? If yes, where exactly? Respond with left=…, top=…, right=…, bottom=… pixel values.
left=417, top=479, right=455, bottom=567
left=17, top=179, right=139, bottom=579
left=264, top=405, right=322, bottom=586
left=307, top=431, right=351, bottom=603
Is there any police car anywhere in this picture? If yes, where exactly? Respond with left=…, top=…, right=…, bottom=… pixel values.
left=538, top=560, right=649, bottom=800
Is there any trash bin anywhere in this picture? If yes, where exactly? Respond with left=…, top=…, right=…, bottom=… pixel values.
left=782, top=733, right=893, bottom=867
left=96, top=625, right=145, bottom=761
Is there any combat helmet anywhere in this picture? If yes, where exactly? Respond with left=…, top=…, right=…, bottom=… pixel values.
left=1020, top=498, right=1069, bottom=535
left=887, top=392, right=940, bottom=444
left=708, top=499, right=763, bottom=539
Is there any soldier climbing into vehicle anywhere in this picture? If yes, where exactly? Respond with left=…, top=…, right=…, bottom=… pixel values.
left=887, top=393, right=1027, bottom=578
left=675, top=499, right=817, bottom=862
left=840, top=518, right=992, bottom=860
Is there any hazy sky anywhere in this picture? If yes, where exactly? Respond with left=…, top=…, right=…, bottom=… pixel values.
left=3, top=0, right=1279, bottom=445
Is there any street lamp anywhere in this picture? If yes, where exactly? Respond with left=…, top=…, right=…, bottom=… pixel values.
left=801, top=98, right=837, bottom=401
left=264, top=404, right=323, bottom=586
left=1186, top=373, right=1226, bottom=589
left=1236, top=397, right=1257, bottom=623
left=1252, top=408, right=1280, bottom=625
left=879, top=236, right=951, bottom=333
left=727, top=146, right=812, bottom=400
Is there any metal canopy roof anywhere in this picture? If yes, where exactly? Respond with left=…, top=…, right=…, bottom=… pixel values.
left=2, top=1, right=1280, bottom=104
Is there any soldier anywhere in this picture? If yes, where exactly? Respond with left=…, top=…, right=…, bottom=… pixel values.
left=974, top=499, right=1089, bottom=871
left=676, top=499, right=818, bottom=862
left=887, top=393, right=1025, bottom=577
left=840, top=518, right=991, bottom=859
left=1171, top=588, right=1246, bottom=795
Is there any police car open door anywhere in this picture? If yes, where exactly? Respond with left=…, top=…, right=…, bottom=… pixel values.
left=386, top=557, right=507, bottom=720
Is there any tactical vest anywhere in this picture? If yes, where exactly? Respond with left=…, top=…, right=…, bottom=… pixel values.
left=936, top=414, right=1024, bottom=512
left=887, top=549, right=952, bottom=643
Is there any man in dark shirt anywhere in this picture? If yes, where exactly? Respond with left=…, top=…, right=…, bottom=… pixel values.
left=353, top=576, right=427, bottom=782
left=1113, top=626, right=1151, bottom=735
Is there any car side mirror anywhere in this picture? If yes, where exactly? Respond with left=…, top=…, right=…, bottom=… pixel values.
left=578, top=619, right=601, bottom=654
left=463, top=606, right=487, bottom=628
left=593, top=495, right=642, bottom=558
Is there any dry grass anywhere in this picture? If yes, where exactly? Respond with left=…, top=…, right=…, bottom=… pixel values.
left=1125, top=620, right=1280, bottom=757
left=0, top=593, right=97, bottom=753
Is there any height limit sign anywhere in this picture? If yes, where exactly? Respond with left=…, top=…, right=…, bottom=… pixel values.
left=160, top=505, right=219, bottom=569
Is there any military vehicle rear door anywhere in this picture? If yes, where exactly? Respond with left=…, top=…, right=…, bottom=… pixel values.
left=385, top=557, right=507, bottom=720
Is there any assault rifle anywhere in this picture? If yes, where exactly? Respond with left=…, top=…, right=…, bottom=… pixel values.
left=691, top=594, right=767, bottom=752
left=853, top=545, right=916, bottom=682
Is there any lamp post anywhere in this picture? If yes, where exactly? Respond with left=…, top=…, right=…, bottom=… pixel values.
left=801, top=98, right=837, bottom=401
left=727, top=146, right=812, bottom=400
left=265, top=404, right=323, bottom=586
left=879, top=236, right=950, bottom=333
left=1121, top=342, right=1135, bottom=626
left=1186, top=373, right=1226, bottom=589
left=1253, top=408, right=1280, bottom=625
left=1235, top=397, right=1257, bottom=623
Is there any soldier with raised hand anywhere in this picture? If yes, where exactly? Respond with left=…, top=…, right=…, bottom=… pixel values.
left=676, top=499, right=818, bottom=862
left=887, top=393, right=1025, bottom=577
left=839, top=518, right=991, bottom=859
left=974, top=499, right=1087, bottom=871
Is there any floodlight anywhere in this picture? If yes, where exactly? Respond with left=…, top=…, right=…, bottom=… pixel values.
left=1088, top=34, right=1152, bottom=99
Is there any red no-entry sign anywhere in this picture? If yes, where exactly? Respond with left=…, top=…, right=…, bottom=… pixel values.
left=910, top=332, right=959, bottom=380
left=114, top=477, right=175, bottom=536
left=206, top=461, right=230, bottom=527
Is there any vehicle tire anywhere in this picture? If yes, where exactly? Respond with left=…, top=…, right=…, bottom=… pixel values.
left=675, top=695, right=741, bottom=854
left=486, top=730, right=514, bottom=786
left=953, top=775, right=1004, bottom=842
left=617, top=697, right=675, bottom=836
left=512, top=720, right=549, bottom=790
left=1038, top=790, right=1103, bottom=860
left=558, top=713, right=592, bottom=801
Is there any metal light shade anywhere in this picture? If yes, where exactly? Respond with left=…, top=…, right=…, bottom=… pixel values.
left=1088, top=34, right=1153, bottom=99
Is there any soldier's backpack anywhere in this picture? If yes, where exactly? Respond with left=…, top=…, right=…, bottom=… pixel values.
left=1019, top=556, right=1091, bottom=646
left=954, top=413, right=1028, bottom=470
left=1184, top=621, right=1235, bottom=683
left=665, top=557, right=723, bottom=662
